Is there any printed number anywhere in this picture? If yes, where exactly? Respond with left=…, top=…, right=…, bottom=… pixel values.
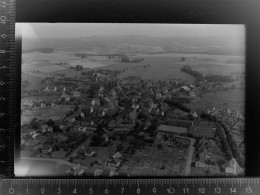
left=0, top=2, right=6, bottom=8
left=57, top=187, right=61, bottom=194
left=199, top=188, right=205, bottom=194
left=0, top=50, right=6, bottom=53
left=89, top=187, right=93, bottom=194
left=167, top=188, right=175, bottom=194
left=230, top=188, right=236, bottom=193
left=25, top=188, right=29, bottom=194
left=183, top=188, right=189, bottom=194
left=73, top=188, right=77, bottom=194
left=105, top=188, right=109, bottom=194
left=137, top=188, right=140, bottom=194
left=41, top=187, right=45, bottom=194
left=1, top=34, right=6, bottom=38
left=246, top=187, right=252, bottom=194
left=214, top=188, right=221, bottom=194
left=121, top=187, right=124, bottom=194
left=0, top=16, right=6, bottom=23
left=9, top=187, right=15, bottom=194
left=152, top=187, right=156, bottom=194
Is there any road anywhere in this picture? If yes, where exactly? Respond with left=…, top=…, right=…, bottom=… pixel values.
left=184, top=137, right=195, bottom=176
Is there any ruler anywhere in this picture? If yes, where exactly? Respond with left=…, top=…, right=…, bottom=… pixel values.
left=0, top=0, right=16, bottom=178
left=0, top=178, right=260, bottom=195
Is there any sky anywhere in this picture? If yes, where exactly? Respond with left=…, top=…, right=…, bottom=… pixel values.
left=16, top=23, right=245, bottom=39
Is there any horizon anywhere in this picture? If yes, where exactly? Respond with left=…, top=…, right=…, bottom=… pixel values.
left=17, top=23, right=245, bottom=39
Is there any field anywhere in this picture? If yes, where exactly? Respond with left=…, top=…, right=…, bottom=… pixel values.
left=97, top=53, right=244, bottom=80
left=21, top=105, right=74, bottom=124
left=185, top=89, right=245, bottom=114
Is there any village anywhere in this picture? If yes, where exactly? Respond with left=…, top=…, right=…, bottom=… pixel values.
left=21, top=64, right=245, bottom=177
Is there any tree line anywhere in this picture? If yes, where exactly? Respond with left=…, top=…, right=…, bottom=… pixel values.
left=180, top=65, right=234, bottom=82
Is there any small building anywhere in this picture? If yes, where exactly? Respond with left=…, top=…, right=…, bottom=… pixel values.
left=40, top=102, right=46, bottom=108
left=180, top=86, right=191, bottom=92
left=156, top=93, right=162, bottom=99
left=85, top=148, right=96, bottom=157
left=195, top=161, right=207, bottom=168
left=225, top=158, right=243, bottom=175
left=73, top=91, right=81, bottom=98
left=91, top=99, right=100, bottom=106
left=94, top=169, right=103, bottom=177
left=112, top=152, right=123, bottom=159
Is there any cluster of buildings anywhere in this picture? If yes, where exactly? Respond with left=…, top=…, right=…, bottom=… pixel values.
left=21, top=67, right=244, bottom=176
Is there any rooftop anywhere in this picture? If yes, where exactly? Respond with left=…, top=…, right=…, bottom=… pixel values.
left=188, top=125, right=215, bottom=138
left=157, top=124, right=187, bottom=134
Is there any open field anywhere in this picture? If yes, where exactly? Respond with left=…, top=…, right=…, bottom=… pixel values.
left=184, top=89, right=245, bottom=113
left=21, top=105, right=74, bottom=124
left=22, top=51, right=112, bottom=77
left=97, top=53, right=244, bottom=80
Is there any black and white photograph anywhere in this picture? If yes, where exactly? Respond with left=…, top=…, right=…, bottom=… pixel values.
left=17, top=23, right=245, bottom=177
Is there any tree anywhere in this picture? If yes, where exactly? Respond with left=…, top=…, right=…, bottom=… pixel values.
left=75, top=65, right=83, bottom=71
left=74, top=104, right=79, bottom=112
left=68, top=157, right=74, bottom=163
left=47, top=119, right=54, bottom=127
left=30, top=118, right=40, bottom=130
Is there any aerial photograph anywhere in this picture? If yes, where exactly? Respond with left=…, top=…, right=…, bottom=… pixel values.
left=17, top=23, right=245, bottom=177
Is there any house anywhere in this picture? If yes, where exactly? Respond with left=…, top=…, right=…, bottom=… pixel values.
left=69, top=117, right=75, bottom=123
left=71, top=164, right=85, bottom=176
left=41, top=124, right=48, bottom=133
left=102, top=134, right=109, bottom=143
left=85, top=148, right=96, bottom=157
left=94, top=169, right=103, bottom=177
left=111, top=89, right=117, bottom=97
left=73, top=91, right=81, bottom=98
left=42, top=145, right=52, bottom=154
left=22, top=100, right=34, bottom=108
left=225, top=158, right=243, bottom=175
left=180, top=86, right=191, bottom=93
left=40, top=102, right=46, bottom=108
left=102, top=169, right=115, bottom=177
left=91, top=99, right=100, bottom=106
left=32, top=132, right=40, bottom=139
left=131, top=103, right=139, bottom=110
left=195, top=160, right=207, bottom=168
left=189, top=92, right=196, bottom=97
left=190, top=111, right=198, bottom=118
left=106, top=158, right=121, bottom=168
left=66, top=94, right=70, bottom=101
left=156, top=93, right=162, bottom=99
left=112, top=152, right=123, bottom=159
left=59, top=124, right=67, bottom=132
left=51, top=102, right=55, bottom=108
